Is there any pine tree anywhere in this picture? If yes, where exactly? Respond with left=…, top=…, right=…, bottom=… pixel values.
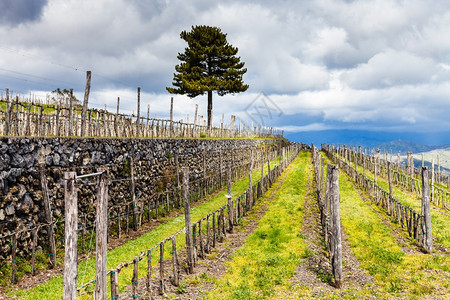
left=167, top=25, right=249, bottom=129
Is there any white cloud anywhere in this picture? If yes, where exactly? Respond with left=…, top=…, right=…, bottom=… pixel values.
left=0, top=0, right=449, bottom=137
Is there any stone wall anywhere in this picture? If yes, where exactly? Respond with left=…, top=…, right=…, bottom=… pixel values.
left=0, top=136, right=284, bottom=259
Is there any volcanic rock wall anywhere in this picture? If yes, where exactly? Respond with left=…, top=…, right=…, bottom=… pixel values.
left=0, top=136, right=284, bottom=259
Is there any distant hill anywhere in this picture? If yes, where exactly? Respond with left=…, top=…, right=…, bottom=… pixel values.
left=371, top=140, right=450, bottom=174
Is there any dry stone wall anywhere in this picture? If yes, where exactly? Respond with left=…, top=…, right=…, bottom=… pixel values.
left=0, top=136, right=283, bottom=259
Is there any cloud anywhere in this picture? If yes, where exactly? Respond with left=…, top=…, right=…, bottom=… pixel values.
left=341, top=50, right=440, bottom=89
left=0, top=0, right=48, bottom=26
left=0, top=0, right=449, bottom=141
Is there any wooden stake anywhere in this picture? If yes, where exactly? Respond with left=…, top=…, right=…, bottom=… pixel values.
left=110, top=270, right=119, bottom=300
left=63, top=172, right=77, bottom=300
left=421, top=167, right=432, bottom=253
left=182, top=167, right=194, bottom=274
left=172, top=236, right=179, bottom=286
left=130, top=156, right=138, bottom=230
left=248, top=149, right=253, bottom=210
left=132, top=258, right=139, bottom=298
left=328, top=164, right=342, bottom=288
left=159, top=242, right=165, bottom=295
left=95, top=168, right=109, bottom=300
left=136, top=87, right=141, bottom=137
left=81, top=71, right=91, bottom=137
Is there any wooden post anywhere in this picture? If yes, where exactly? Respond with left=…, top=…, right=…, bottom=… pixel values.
left=431, top=159, right=435, bottom=203
left=388, top=161, right=393, bottom=198
left=115, top=97, right=120, bottom=137
left=31, top=228, right=37, bottom=275
left=68, top=89, right=73, bottom=136
left=5, top=88, right=10, bottom=136
left=248, top=149, right=253, bottom=210
left=14, top=96, right=19, bottom=135
left=421, top=167, right=432, bottom=253
left=63, top=171, right=77, bottom=300
left=132, top=258, right=139, bottom=298
left=159, top=242, right=165, bottom=295
left=39, top=163, right=57, bottom=268
left=172, top=236, right=179, bottom=286
left=227, top=161, right=233, bottom=232
left=95, top=168, right=109, bottom=300
left=130, top=156, right=138, bottom=230
left=136, top=87, right=141, bottom=137
left=182, top=167, right=194, bottom=274
left=328, top=164, right=342, bottom=288
left=81, top=71, right=91, bottom=137
left=147, top=249, right=153, bottom=295
left=373, top=151, right=378, bottom=202
left=146, top=104, right=150, bottom=137
left=261, top=148, right=264, bottom=194
left=110, top=270, right=119, bottom=300
left=170, top=97, right=174, bottom=136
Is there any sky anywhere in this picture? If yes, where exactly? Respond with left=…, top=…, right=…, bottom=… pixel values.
left=0, top=0, right=449, bottom=146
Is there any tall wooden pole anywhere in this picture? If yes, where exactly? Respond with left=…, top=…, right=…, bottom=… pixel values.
left=63, top=172, right=77, bottom=300
left=81, top=71, right=91, bottom=137
left=328, top=164, right=342, bottom=288
left=136, top=87, right=141, bottom=137
left=182, top=167, right=194, bottom=274
left=421, top=167, right=432, bottom=253
left=95, top=168, right=109, bottom=300
left=170, top=97, right=174, bottom=136
left=68, top=89, right=73, bottom=136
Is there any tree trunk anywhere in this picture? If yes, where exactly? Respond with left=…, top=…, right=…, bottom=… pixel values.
left=207, top=90, right=212, bottom=129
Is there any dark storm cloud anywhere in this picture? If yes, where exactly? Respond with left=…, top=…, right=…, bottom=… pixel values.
left=0, top=0, right=48, bottom=26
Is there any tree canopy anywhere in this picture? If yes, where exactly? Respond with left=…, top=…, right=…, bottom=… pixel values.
left=167, top=25, right=248, bottom=128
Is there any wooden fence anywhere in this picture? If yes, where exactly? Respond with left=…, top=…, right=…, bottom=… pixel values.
left=0, top=92, right=283, bottom=139
left=322, top=144, right=433, bottom=253
left=335, top=145, right=449, bottom=210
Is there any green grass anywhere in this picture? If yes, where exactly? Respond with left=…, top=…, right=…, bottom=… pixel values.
left=205, top=151, right=311, bottom=299
left=9, top=152, right=287, bottom=299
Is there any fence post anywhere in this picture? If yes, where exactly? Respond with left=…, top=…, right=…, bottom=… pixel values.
left=248, top=149, right=253, bottom=210
left=110, top=269, right=119, bottom=300
left=388, top=161, right=393, bottom=198
left=63, top=171, right=77, bottom=300
left=81, top=71, right=91, bottom=137
left=95, top=168, right=109, bottom=300
left=68, top=89, right=73, bottom=136
left=328, top=164, right=342, bottom=288
left=182, top=167, right=194, bottom=274
left=39, top=162, right=57, bottom=268
left=170, top=97, right=174, bottom=136
left=421, top=167, right=432, bottom=253
left=227, top=161, right=233, bottom=232
left=172, top=236, right=179, bottom=286
left=130, top=155, right=138, bottom=230
left=5, top=88, right=10, bottom=136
